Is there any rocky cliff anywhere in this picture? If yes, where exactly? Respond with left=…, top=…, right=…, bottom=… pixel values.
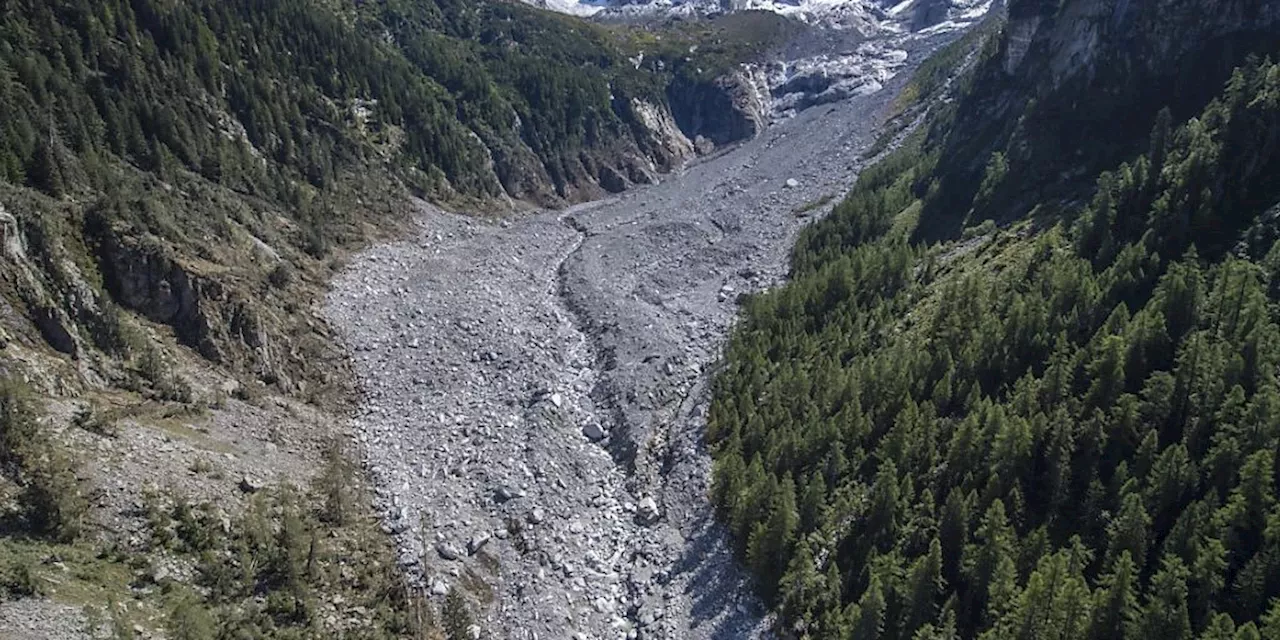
left=917, top=0, right=1280, bottom=240
left=667, top=68, right=773, bottom=150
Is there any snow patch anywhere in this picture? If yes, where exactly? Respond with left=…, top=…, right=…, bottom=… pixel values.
left=531, top=0, right=994, bottom=35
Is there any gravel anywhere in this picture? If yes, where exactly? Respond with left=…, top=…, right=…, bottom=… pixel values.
left=323, top=30, right=955, bottom=640
left=0, top=599, right=94, bottom=640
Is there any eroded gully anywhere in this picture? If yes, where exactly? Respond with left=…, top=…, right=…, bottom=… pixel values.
left=323, top=39, right=941, bottom=638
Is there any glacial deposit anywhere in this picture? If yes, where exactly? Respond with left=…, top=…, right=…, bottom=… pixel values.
left=324, top=30, right=965, bottom=640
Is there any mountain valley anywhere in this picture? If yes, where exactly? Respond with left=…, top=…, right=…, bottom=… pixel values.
left=2, top=0, right=1280, bottom=639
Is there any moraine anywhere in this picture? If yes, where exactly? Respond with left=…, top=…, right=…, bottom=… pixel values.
left=322, top=8, right=987, bottom=639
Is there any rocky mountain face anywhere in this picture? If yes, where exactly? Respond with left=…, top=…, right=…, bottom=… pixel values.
left=666, top=68, right=772, bottom=149
left=537, top=0, right=991, bottom=31
left=918, top=0, right=1280, bottom=239
left=633, top=0, right=997, bottom=149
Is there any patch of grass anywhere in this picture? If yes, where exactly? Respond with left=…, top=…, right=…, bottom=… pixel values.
left=73, top=404, right=121, bottom=438
left=794, top=194, right=836, bottom=217
left=0, top=537, right=136, bottom=610
left=890, top=200, right=923, bottom=240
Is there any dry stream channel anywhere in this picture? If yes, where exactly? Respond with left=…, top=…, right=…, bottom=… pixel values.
left=323, top=31, right=952, bottom=639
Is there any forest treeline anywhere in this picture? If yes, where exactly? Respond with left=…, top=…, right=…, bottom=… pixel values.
left=0, top=0, right=668, bottom=202
left=0, top=0, right=792, bottom=206
left=709, top=39, right=1280, bottom=640
left=0, top=0, right=795, bottom=398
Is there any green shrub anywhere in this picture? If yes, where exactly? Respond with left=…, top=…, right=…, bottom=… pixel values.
left=315, top=439, right=353, bottom=526
left=167, top=591, right=217, bottom=640
left=0, top=382, right=86, bottom=542
left=23, top=449, right=88, bottom=542
left=73, top=405, right=120, bottom=438
left=268, top=263, right=294, bottom=288
left=442, top=589, right=476, bottom=640
left=0, top=558, right=43, bottom=599
left=0, top=382, right=39, bottom=470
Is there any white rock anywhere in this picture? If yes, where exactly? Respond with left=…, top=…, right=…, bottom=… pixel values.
left=784, top=178, right=800, bottom=188
left=550, top=392, right=564, bottom=407
left=638, top=497, right=660, bottom=522
left=437, top=543, right=463, bottom=561
left=468, top=532, right=491, bottom=555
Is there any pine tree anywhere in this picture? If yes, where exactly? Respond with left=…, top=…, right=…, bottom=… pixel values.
left=22, top=449, right=87, bottom=543
left=854, top=574, right=888, bottom=640
left=1139, top=555, right=1193, bottom=640
left=1088, top=551, right=1140, bottom=640
left=0, top=382, right=39, bottom=470
left=964, top=499, right=1018, bottom=632
left=867, top=461, right=902, bottom=550
left=985, top=549, right=1092, bottom=640
left=938, top=489, right=972, bottom=587
left=779, top=538, right=821, bottom=623
left=1105, top=491, right=1151, bottom=570
left=1220, top=450, right=1274, bottom=563
left=750, top=474, right=800, bottom=600
left=902, top=538, right=944, bottom=635
left=316, top=438, right=353, bottom=526
left=1198, top=613, right=1237, bottom=640
left=1260, top=599, right=1280, bottom=638
left=27, top=139, right=63, bottom=197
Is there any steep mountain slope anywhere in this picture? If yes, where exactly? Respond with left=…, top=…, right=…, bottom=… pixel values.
left=0, top=0, right=799, bottom=403
left=915, top=0, right=1280, bottom=241
left=0, top=0, right=799, bottom=637
left=708, top=0, right=1280, bottom=637
left=0, top=0, right=729, bottom=205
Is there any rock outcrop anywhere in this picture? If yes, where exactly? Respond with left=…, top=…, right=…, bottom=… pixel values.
left=667, top=70, right=771, bottom=150
left=84, top=218, right=328, bottom=391
left=916, top=0, right=1280, bottom=240
left=0, top=206, right=22, bottom=260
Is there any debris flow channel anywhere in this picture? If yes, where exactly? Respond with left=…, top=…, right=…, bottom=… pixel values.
left=324, top=33, right=949, bottom=639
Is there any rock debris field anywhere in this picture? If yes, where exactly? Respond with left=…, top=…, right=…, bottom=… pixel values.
left=323, top=36, right=943, bottom=640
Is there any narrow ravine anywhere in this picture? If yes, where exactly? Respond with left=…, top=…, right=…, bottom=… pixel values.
left=323, top=28, right=965, bottom=640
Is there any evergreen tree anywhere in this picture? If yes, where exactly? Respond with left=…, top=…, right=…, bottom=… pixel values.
left=902, top=538, right=944, bottom=635
left=27, top=138, right=63, bottom=197
left=1106, top=491, right=1151, bottom=570
left=964, top=500, right=1018, bottom=630
left=1140, top=555, right=1193, bottom=640
left=706, top=42, right=1280, bottom=640
left=854, top=575, right=888, bottom=640
left=1088, top=551, right=1140, bottom=640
